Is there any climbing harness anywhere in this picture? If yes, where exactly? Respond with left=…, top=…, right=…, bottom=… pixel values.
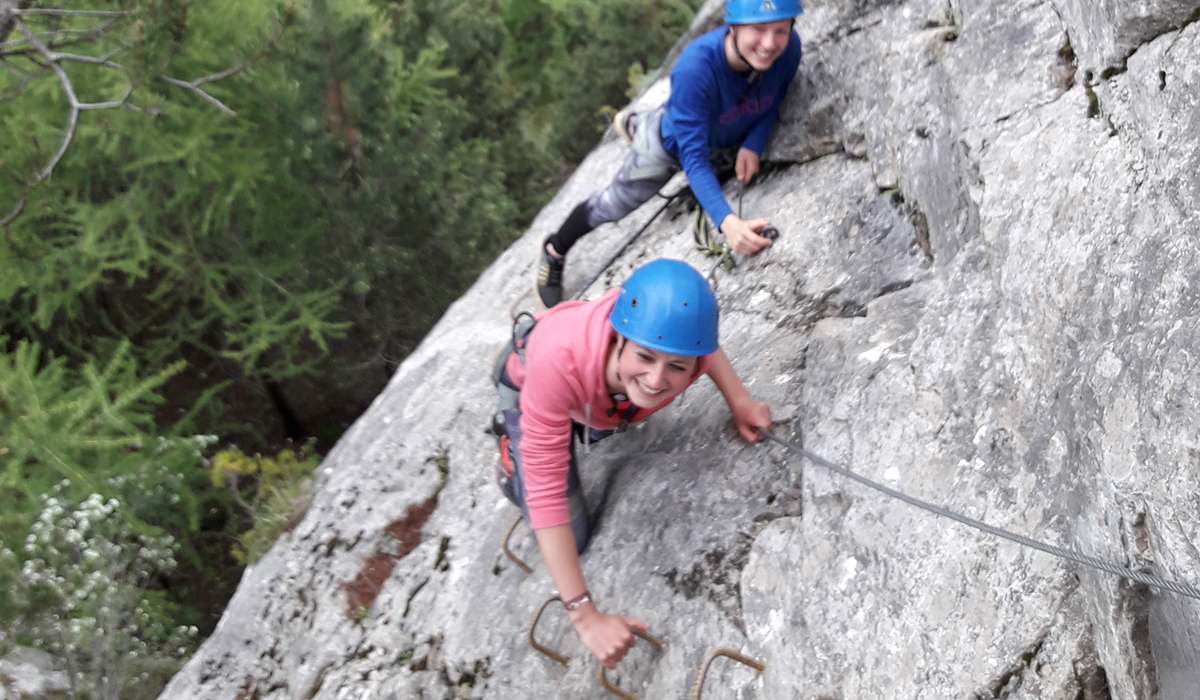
left=693, top=180, right=779, bottom=284
left=492, top=312, right=538, bottom=414
left=572, top=186, right=690, bottom=302
left=527, top=594, right=764, bottom=700
left=690, top=648, right=765, bottom=700
left=757, top=428, right=1200, bottom=601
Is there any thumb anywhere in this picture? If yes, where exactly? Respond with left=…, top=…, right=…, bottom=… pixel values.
left=624, top=617, right=647, bottom=633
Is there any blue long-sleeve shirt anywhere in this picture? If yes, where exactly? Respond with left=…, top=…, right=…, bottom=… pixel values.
left=661, top=26, right=802, bottom=227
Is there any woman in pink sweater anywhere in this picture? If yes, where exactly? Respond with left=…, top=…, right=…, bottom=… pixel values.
left=492, top=259, right=771, bottom=669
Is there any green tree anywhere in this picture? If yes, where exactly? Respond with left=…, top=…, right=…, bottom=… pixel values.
left=1, top=0, right=556, bottom=447
left=545, top=0, right=701, bottom=162
left=0, top=337, right=228, bottom=644
left=1, top=0, right=707, bottom=693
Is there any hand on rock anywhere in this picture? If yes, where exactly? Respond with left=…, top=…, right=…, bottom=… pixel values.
left=731, top=397, right=772, bottom=442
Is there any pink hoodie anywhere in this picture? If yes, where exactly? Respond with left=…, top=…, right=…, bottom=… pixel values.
left=504, top=289, right=712, bottom=529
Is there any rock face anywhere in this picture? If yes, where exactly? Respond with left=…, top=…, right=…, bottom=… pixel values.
left=160, top=0, right=1200, bottom=698
left=0, top=647, right=71, bottom=698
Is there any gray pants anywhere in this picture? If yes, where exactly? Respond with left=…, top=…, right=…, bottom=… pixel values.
left=584, top=107, right=739, bottom=228
left=584, top=107, right=680, bottom=228
left=495, top=407, right=593, bottom=553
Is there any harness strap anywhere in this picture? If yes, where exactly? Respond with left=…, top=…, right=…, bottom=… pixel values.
left=493, top=313, right=539, bottom=414
left=605, top=399, right=640, bottom=434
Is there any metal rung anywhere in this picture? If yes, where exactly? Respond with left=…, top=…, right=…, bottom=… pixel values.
left=503, top=514, right=532, bottom=574
left=689, top=647, right=765, bottom=700
left=528, top=595, right=569, bottom=666
left=597, top=630, right=665, bottom=700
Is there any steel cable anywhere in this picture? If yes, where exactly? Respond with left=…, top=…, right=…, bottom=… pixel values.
left=757, top=428, right=1200, bottom=600
left=572, top=187, right=689, bottom=302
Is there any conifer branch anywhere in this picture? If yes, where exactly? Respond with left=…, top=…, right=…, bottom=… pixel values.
left=159, top=75, right=237, bottom=117
left=43, top=47, right=121, bottom=68
left=0, top=197, right=24, bottom=228
left=0, top=20, right=115, bottom=52
left=17, top=19, right=129, bottom=180
left=159, top=18, right=288, bottom=118
left=13, top=8, right=132, bottom=17
left=1, top=6, right=292, bottom=226
left=1, top=19, right=131, bottom=227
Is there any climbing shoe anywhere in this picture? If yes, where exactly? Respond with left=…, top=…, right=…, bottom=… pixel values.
left=536, top=240, right=565, bottom=307
left=612, top=107, right=636, bottom=145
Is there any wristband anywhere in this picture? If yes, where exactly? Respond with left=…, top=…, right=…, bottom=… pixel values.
left=562, top=590, right=593, bottom=612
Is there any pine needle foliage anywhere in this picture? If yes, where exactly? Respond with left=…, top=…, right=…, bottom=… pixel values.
left=0, top=338, right=219, bottom=630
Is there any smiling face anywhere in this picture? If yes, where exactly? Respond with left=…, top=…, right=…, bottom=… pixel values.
left=727, top=19, right=793, bottom=72
left=607, top=340, right=700, bottom=409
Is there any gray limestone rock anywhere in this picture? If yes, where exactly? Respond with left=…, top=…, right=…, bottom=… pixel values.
left=0, top=648, right=70, bottom=699
left=161, top=1, right=1200, bottom=698
left=1053, top=0, right=1200, bottom=78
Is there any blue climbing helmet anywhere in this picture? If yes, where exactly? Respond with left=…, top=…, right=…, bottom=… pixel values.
left=726, top=0, right=803, bottom=25
left=609, top=260, right=719, bottom=357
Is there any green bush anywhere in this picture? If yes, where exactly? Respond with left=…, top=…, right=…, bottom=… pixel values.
left=208, top=445, right=319, bottom=564
left=0, top=337, right=228, bottom=643
left=10, top=487, right=197, bottom=700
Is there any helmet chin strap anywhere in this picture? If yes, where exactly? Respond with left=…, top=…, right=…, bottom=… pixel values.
left=728, top=20, right=795, bottom=75
left=728, top=26, right=756, bottom=75
left=613, top=336, right=628, bottom=394
left=609, top=336, right=640, bottom=433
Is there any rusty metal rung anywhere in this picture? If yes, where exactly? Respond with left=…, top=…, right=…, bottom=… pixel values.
left=689, top=647, right=765, bottom=700
left=633, top=629, right=664, bottom=647
left=597, top=630, right=666, bottom=700
left=528, top=595, right=569, bottom=666
left=503, top=514, right=532, bottom=574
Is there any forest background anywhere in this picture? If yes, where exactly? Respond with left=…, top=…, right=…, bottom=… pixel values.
left=0, top=0, right=701, bottom=696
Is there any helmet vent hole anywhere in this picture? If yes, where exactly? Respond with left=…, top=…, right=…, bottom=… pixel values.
left=658, top=335, right=663, bottom=340
left=683, top=302, right=688, bottom=306
left=631, top=299, right=638, bottom=308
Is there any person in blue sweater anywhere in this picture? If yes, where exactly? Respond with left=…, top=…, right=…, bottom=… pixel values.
left=536, top=0, right=803, bottom=307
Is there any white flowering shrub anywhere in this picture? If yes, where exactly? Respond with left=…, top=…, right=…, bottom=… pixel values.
left=1, top=340, right=218, bottom=631
left=0, top=334, right=304, bottom=698
left=12, top=485, right=198, bottom=700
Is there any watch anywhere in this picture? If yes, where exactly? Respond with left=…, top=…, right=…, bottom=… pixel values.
left=562, top=590, right=593, bottom=612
